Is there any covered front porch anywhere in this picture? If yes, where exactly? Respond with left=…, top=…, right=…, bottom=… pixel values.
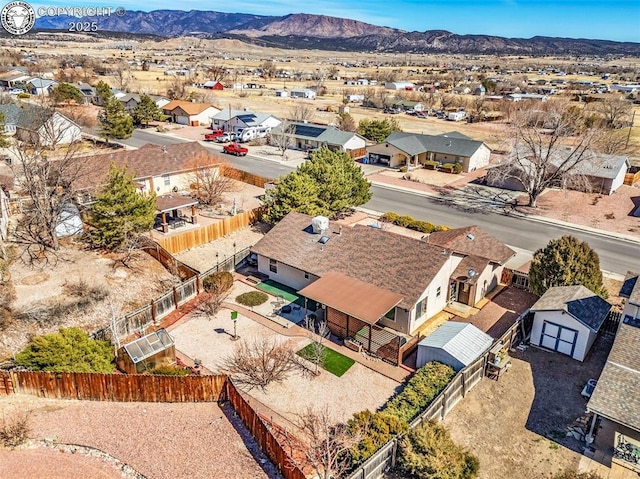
left=298, top=271, right=415, bottom=366
left=448, top=256, right=490, bottom=307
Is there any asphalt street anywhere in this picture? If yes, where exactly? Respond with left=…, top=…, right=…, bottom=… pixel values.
left=121, top=130, right=640, bottom=275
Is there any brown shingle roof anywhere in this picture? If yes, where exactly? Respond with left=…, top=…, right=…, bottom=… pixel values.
left=451, top=255, right=490, bottom=284
left=588, top=323, right=640, bottom=431
left=427, top=225, right=514, bottom=264
left=162, top=100, right=218, bottom=115
left=73, top=142, right=221, bottom=191
left=299, top=272, right=404, bottom=324
left=252, top=212, right=450, bottom=309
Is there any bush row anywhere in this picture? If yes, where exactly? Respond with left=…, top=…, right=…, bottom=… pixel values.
left=381, top=212, right=450, bottom=234
left=348, top=361, right=456, bottom=466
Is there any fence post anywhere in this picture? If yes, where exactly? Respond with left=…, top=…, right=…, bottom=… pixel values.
left=391, top=437, right=398, bottom=468
left=173, top=286, right=179, bottom=310
left=441, top=391, right=447, bottom=420
left=462, top=370, right=467, bottom=397
left=150, top=299, right=156, bottom=324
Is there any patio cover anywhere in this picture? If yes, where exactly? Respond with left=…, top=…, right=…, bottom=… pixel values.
left=298, top=271, right=404, bottom=325
left=155, top=195, right=199, bottom=213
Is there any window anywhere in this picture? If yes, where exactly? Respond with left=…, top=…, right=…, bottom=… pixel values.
left=384, top=308, right=395, bottom=321
left=163, top=175, right=170, bottom=186
left=304, top=272, right=310, bottom=280
left=436, top=286, right=441, bottom=297
left=415, top=298, right=427, bottom=319
left=269, top=258, right=277, bottom=273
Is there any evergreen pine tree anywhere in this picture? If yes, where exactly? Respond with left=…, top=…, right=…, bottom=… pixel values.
left=91, top=164, right=156, bottom=250
left=132, top=93, right=166, bottom=127
left=529, top=235, right=607, bottom=298
left=99, top=95, right=134, bottom=140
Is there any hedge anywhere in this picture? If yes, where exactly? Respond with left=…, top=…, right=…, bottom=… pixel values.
left=423, top=160, right=439, bottom=170
left=380, top=212, right=448, bottom=234
left=203, top=271, right=234, bottom=294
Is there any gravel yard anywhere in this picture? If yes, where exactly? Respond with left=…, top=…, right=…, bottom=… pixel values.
left=0, top=394, right=280, bottom=479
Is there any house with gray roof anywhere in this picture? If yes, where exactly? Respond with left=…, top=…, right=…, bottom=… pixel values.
left=529, top=285, right=611, bottom=361
left=270, top=122, right=367, bottom=158
left=210, top=109, right=281, bottom=134
left=0, top=103, right=81, bottom=146
left=585, top=274, right=640, bottom=471
left=26, top=78, right=58, bottom=96
left=366, top=131, right=490, bottom=172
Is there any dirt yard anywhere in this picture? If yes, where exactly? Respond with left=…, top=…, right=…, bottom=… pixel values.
left=0, top=394, right=281, bottom=479
left=442, top=334, right=614, bottom=479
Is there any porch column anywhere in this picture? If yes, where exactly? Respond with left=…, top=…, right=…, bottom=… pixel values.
left=191, top=204, right=197, bottom=224
left=585, top=413, right=598, bottom=446
left=161, top=212, right=168, bottom=233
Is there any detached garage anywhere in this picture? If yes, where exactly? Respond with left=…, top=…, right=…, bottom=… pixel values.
left=416, top=322, right=493, bottom=371
left=530, top=285, right=611, bottom=362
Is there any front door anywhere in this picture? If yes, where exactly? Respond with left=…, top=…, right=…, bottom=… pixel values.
left=457, top=282, right=471, bottom=305
left=540, top=321, right=578, bottom=357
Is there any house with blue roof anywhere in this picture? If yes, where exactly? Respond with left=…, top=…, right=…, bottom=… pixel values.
left=366, top=130, right=491, bottom=172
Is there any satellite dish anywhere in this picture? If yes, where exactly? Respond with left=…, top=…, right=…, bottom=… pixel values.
left=468, top=269, right=476, bottom=278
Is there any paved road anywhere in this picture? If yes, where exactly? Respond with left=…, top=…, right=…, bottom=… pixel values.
left=123, top=130, right=640, bottom=275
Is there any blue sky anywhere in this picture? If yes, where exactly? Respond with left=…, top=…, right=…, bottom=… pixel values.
left=31, top=0, right=640, bottom=42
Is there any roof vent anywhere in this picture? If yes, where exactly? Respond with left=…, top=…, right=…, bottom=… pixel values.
left=311, top=215, right=329, bottom=234
left=318, top=236, right=330, bottom=244
left=466, top=233, right=475, bottom=240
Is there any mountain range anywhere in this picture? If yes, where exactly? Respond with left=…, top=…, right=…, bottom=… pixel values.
left=33, top=10, right=640, bottom=55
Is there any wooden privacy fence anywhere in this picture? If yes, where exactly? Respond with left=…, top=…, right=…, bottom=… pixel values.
left=624, top=167, right=640, bottom=186
left=223, top=166, right=271, bottom=188
left=347, top=315, right=529, bottom=479
left=156, top=207, right=263, bottom=254
left=225, top=380, right=307, bottom=479
left=0, top=371, right=227, bottom=402
left=143, top=241, right=199, bottom=279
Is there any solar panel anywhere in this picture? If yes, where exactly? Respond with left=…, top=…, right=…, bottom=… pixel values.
left=294, top=124, right=324, bottom=138
left=237, top=114, right=256, bottom=123
left=319, top=236, right=330, bottom=244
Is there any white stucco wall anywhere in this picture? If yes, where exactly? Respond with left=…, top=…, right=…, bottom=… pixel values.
left=609, top=162, right=629, bottom=194
left=468, top=144, right=491, bottom=172
left=256, top=255, right=317, bottom=291
left=343, top=135, right=366, bottom=151
left=530, top=310, right=594, bottom=361
left=34, top=113, right=81, bottom=146
left=472, top=263, right=503, bottom=305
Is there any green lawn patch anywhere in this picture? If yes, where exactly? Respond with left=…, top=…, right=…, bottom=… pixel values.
left=256, top=279, right=317, bottom=309
left=297, top=343, right=355, bottom=377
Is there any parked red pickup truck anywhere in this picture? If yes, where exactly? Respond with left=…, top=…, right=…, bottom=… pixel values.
left=203, top=129, right=224, bottom=141
left=223, top=143, right=248, bottom=156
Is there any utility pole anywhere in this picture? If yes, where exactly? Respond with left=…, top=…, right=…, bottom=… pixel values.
left=625, top=110, right=635, bottom=150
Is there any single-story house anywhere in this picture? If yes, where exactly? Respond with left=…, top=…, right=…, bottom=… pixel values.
left=210, top=109, right=281, bottom=134
left=0, top=103, right=81, bottom=146
left=290, top=88, right=316, bottom=99
left=426, top=225, right=515, bottom=307
left=117, top=328, right=176, bottom=374
left=0, top=70, right=31, bottom=89
left=392, top=100, right=424, bottom=112
left=366, top=131, right=491, bottom=172
left=587, top=274, right=640, bottom=472
left=505, top=93, right=548, bottom=102
left=486, top=151, right=630, bottom=196
left=275, top=90, right=289, bottom=98
left=162, top=100, right=220, bottom=126
left=385, top=81, right=415, bottom=91
left=73, top=141, right=222, bottom=198
left=26, top=78, right=58, bottom=96
left=270, top=122, right=367, bottom=158
left=530, top=285, right=611, bottom=361
left=417, top=322, right=493, bottom=371
left=116, top=93, right=171, bottom=112
left=76, top=82, right=97, bottom=104
left=203, top=81, right=224, bottom=90
left=251, top=212, right=514, bottom=363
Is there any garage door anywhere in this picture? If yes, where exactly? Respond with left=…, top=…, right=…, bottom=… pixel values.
left=540, top=321, right=578, bottom=357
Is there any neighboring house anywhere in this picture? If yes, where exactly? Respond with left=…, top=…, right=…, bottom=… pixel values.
left=0, top=103, right=81, bottom=146
left=505, top=93, right=548, bottom=102
left=366, top=131, right=491, bottom=172
left=270, top=122, right=367, bottom=158
left=162, top=100, right=220, bottom=126
left=486, top=151, right=630, bottom=196
left=290, top=88, right=316, bottom=99
left=587, top=274, right=640, bottom=472
left=529, top=285, right=611, bottom=361
left=76, top=82, right=97, bottom=104
left=251, top=212, right=514, bottom=363
left=210, top=109, right=281, bottom=134
left=416, top=322, right=493, bottom=371
left=26, top=78, right=58, bottom=96
left=203, top=81, right=224, bottom=90
left=426, top=225, right=515, bottom=307
left=73, top=141, right=221, bottom=198
left=0, top=70, right=31, bottom=89
left=275, top=90, right=289, bottom=98
left=392, top=100, right=424, bottom=112
left=385, top=81, right=415, bottom=90
left=118, top=93, right=141, bottom=112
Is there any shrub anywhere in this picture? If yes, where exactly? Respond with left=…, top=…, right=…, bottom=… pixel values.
left=433, top=224, right=451, bottom=232
left=396, top=215, right=414, bottom=227
left=452, top=163, right=463, bottom=174
left=423, top=160, right=439, bottom=170
left=17, top=92, right=30, bottom=99
left=203, top=271, right=234, bottom=294
left=383, top=362, right=456, bottom=423
left=397, top=420, right=480, bottom=479
left=410, top=220, right=436, bottom=233
left=236, top=291, right=268, bottom=307
left=148, top=365, right=191, bottom=376
left=14, top=327, right=115, bottom=373
left=380, top=212, right=399, bottom=223
left=441, top=163, right=455, bottom=173
left=348, top=410, right=408, bottom=466
left=399, top=166, right=408, bottom=173
left=0, top=410, right=30, bottom=448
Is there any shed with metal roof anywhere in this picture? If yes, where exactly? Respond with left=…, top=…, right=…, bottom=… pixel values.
left=117, top=328, right=176, bottom=374
left=416, top=322, right=493, bottom=371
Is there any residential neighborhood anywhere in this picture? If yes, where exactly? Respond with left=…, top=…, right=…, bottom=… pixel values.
left=0, top=9, right=639, bottom=479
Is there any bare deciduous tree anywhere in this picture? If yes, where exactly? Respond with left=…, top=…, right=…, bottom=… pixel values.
left=594, top=96, right=632, bottom=129
left=167, top=76, right=189, bottom=100
left=284, top=407, right=360, bottom=479
left=269, top=120, right=295, bottom=157
left=487, top=102, right=598, bottom=207
left=299, top=316, right=329, bottom=376
left=194, top=288, right=229, bottom=319
left=289, top=103, right=316, bottom=123
left=220, top=337, right=302, bottom=391
left=187, top=160, right=239, bottom=205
